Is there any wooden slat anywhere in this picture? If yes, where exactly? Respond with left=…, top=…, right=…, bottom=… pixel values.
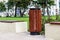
left=29, top=8, right=42, bottom=32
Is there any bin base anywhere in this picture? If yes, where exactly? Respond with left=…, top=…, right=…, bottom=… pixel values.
left=30, top=32, right=40, bottom=35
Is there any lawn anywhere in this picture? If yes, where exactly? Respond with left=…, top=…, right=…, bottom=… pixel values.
left=0, top=16, right=58, bottom=22
left=0, top=17, right=29, bottom=21
left=43, top=16, right=56, bottom=20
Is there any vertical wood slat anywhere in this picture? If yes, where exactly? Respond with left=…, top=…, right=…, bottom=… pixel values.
left=29, top=8, right=42, bottom=32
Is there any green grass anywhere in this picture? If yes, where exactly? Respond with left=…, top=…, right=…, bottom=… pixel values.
left=0, top=15, right=59, bottom=22
left=0, top=16, right=58, bottom=22
left=42, top=16, right=56, bottom=20
left=0, top=17, right=29, bottom=22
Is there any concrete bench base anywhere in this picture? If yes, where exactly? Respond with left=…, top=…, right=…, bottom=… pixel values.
left=0, top=22, right=27, bottom=33
left=45, top=23, right=60, bottom=40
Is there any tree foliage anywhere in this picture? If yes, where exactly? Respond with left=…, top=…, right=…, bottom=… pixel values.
left=37, top=0, right=54, bottom=8
left=0, top=2, right=6, bottom=11
left=7, top=0, right=31, bottom=17
left=7, top=1, right=14, bottom=9
left=7, top=0, right=31, bottom=8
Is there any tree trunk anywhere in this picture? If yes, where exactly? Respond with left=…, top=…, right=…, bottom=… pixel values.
left=42, top=8, right=46, bottom=24
left=14, top=3, right=17, bottom=17
left=47, top=6, right=50, bottom=23
left=14, top=6, right=17, bottom=17
left=20, top=8, right=25, bottom=17
left=56, top=9, right=58, bottom=20
left=42, top=4, right=46, bottom=24
left=42, top=4, right=46, bottom=33
left=56, top=13, right=58, bottom=20
left=6, top=6, right=10, bottom=17
left=20, top=13, right=24, bottom=17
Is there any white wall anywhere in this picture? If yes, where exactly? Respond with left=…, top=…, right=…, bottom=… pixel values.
left=45, top=0, right=59, bottom=16
left=50, top=0, right=59, bottom=15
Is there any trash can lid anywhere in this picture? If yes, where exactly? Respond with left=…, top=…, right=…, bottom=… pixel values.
left=30, top=8, right=40, bottom=10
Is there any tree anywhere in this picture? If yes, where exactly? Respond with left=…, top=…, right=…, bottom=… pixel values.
left=16, top=0, right=30, bottom=17
left=0, top=2, right=6, bottom=12
left=7, top=0, right=31, bottom=17
left=7, top=1, right=14, bottom=10
left=46, top=0, right=55, bottom=22
left=37, top=0, right=54, bottom=23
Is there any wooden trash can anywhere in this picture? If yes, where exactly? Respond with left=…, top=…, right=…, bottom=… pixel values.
left=29, top=8, right=42, bottom=35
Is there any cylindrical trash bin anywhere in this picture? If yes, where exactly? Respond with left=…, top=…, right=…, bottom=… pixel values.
left=29, top=8, right=42, bottom=35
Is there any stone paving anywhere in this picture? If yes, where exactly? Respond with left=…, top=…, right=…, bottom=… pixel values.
left=0, top=32, right=55, bottom=40
left=0, top=32, right=47, bottom=40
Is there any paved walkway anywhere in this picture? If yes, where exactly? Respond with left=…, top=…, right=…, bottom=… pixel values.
left=0, top=32, right=54, bottom=40
left=0, top=32, right=46, bottom=40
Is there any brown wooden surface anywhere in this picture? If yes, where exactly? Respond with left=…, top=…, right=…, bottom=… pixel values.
left=29, top=8, right=42, bottom=32
left=50, top=22, right=60, bottom=25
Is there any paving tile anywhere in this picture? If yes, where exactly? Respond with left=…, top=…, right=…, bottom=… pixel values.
left=0, top=32, right=45, bottom=40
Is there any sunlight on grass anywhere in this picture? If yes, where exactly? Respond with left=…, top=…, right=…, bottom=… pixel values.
left=0, top=17, right=29, bottom=22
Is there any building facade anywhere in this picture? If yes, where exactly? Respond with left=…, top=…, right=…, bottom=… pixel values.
left=50, top=0, right=59, bottom=15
